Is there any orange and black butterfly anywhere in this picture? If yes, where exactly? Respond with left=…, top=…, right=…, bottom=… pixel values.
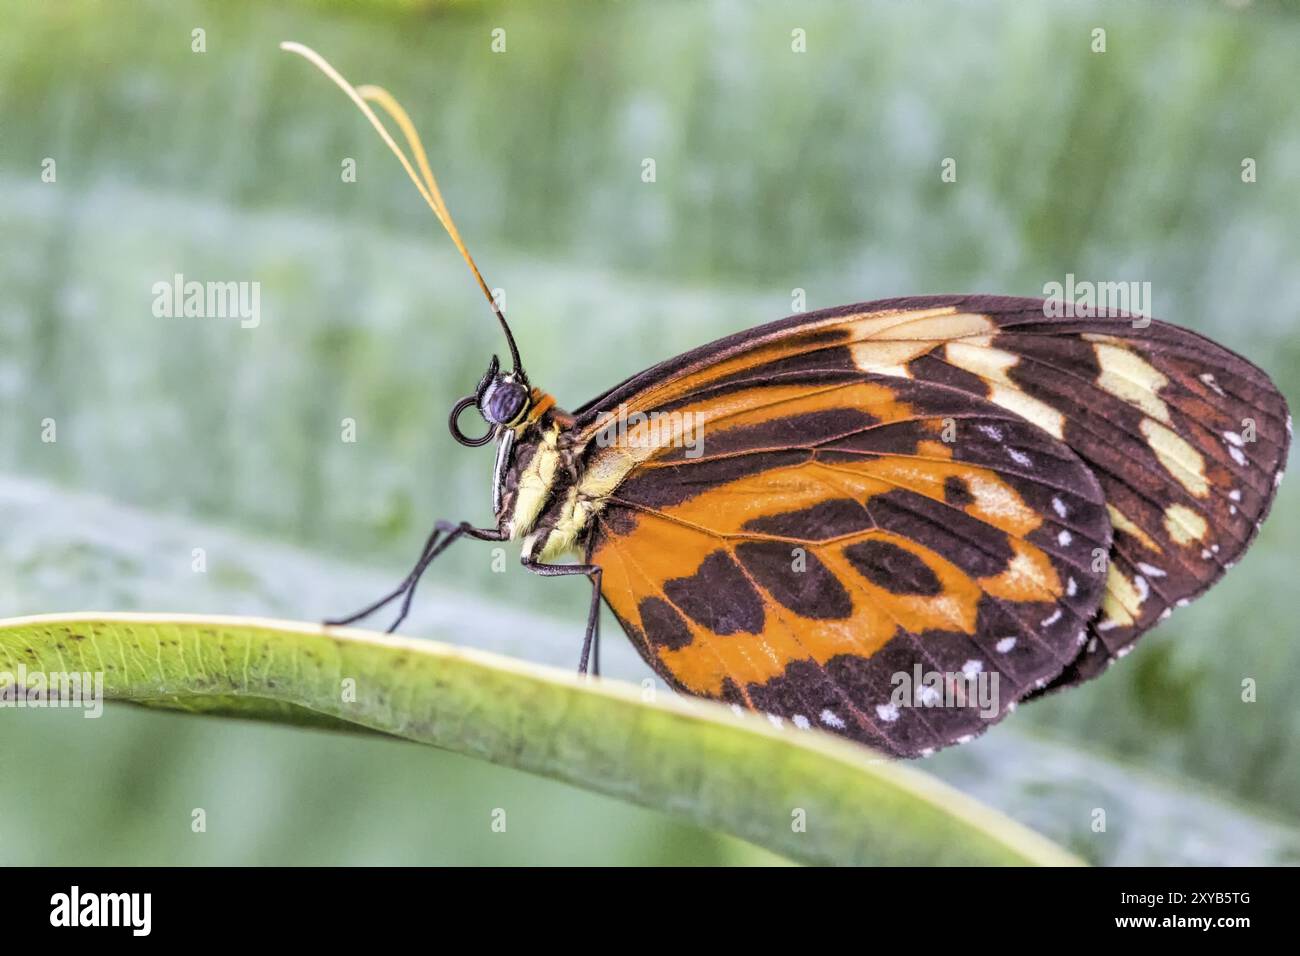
left=285, top=45, right=1290, bottom=757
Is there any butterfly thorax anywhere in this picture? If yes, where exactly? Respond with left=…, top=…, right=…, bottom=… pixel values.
left=495, top=397, right=599, bottom=560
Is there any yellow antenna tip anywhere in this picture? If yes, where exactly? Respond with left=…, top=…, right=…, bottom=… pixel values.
left=277, top=38, right=525, bottom=375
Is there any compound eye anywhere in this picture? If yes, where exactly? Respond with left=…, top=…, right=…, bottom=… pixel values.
left=483, top=381, right=528, bottom=425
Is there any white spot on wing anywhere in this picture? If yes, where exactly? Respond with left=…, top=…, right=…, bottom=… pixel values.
left=875, top=703, right=900, bottom=723
left=1006, top=447, right=1033, bottom=467
left=995, top=636, right=1017, bottom=653
left=792, top=714, right=811, bottom=730
left=1041, top=608, right=1063, bottom=627
left=1052, top=496, right=1068, bottom=518
left=1058, top=529, right=1073, bottom=546
left=819, top=708, right=845, bottom=729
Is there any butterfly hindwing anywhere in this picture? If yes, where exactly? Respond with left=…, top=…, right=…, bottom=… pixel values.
left=587, top=372, right=1112, bottom=755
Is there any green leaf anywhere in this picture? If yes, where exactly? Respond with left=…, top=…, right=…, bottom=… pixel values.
left=0, top=612, right=1081, bottom=866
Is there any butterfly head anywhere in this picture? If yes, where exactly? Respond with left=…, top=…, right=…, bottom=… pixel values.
left=449, top=355, right=530, bottom=447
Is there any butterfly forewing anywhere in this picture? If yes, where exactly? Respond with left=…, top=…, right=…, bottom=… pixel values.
left=877, top=298, right=1290, bottom=685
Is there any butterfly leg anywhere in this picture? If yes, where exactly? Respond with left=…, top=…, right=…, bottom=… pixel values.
left=325, top=520, right=505, bottom=633
left=520, top=555, right=603, bottom=678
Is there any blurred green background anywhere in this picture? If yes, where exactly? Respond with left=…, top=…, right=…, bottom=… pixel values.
left=1, top=0, right=1297, bottom=865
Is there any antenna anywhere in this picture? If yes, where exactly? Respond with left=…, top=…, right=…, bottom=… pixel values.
left=279, top=41, right=525, bottom=380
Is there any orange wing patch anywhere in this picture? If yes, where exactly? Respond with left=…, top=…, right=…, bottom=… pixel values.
left=590, top=373, right=1112, bottom=756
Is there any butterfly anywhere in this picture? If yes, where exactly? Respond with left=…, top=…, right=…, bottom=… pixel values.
left=284, top=44, right=1290, bottom=757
